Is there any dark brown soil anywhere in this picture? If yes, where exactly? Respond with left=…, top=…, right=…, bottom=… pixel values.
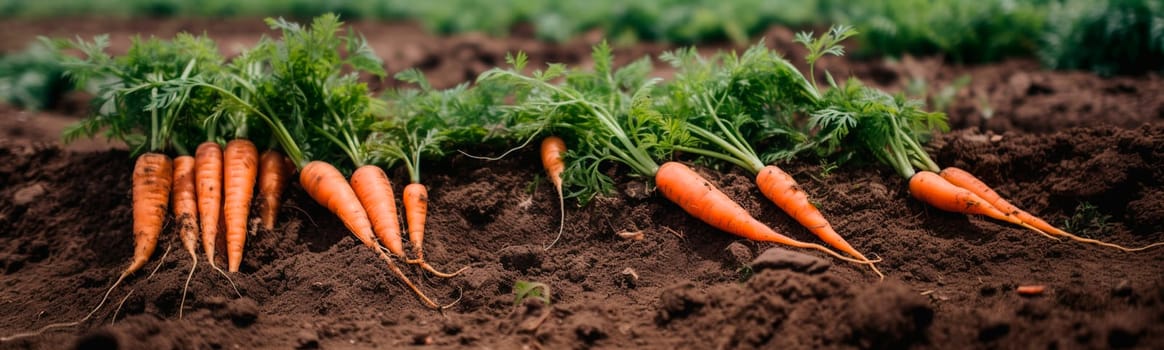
left=1, top=18, right=1163, bottom=350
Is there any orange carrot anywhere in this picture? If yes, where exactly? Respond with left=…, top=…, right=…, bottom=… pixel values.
left=1016, top=285, right=1047, bottom=296
left=909, top=171, right=1030, bottom=227
left=223, top=139, right=258, bottom=273
left=655, top=162, right=873, bottom=265
left=195, top=141, right=224, bottom=269
left=402, top=183, right=467, bottom=277
left=541, top=136, right=567, bottom=249
left=171, top=155, right=199, bottom=317
left=755, top=165, right=882, bottom=279
left=940, top=167, right=1163, bottom=252
left=350, top=165, right=405, bottom=257
left=299, top=161, right=444, bottom=309
left=258, top=149, right=291, bottom=231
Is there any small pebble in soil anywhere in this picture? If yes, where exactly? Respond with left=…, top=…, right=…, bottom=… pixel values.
left=724, top=242, right=753, bottom=266
left=749, top=248, right=830, bottom=274
left=12, top=182, right=46, bottom=206
left=656, top=282, right=707, bottom=324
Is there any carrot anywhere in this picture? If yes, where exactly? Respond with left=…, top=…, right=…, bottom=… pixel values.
left=258, top=149, right=291, bottom=231
left=403, top=183, right=468, bottom=277
left=299, top=161, right=446, bottom=309
left=541, top=136, right=567, bottom=249
left=171, top=155, right=200, bottom=318
left=755, top=165, right=883, bottom=279
left=350, top=165, right=405, bottom=257
left=195, top=141, right=224, bottom=268
left=656, top=162, right=874, bottom=265
left=1016, top=285, right=1047, bottom=296
left=940, top=167, right=1163, bottom=252
left=223, top=139, right=258, bottom=273
left=909, top=171, right=1033, bottom=226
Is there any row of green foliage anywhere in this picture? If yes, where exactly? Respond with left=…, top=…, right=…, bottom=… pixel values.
left=2, top=0, right=1161, bottom=74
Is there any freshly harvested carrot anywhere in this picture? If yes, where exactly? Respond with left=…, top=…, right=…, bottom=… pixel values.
left=223, top=139, right=258, bottom=273
left=1016, top=285, right=1046, bottom=296
left=195, top=141, right=224, bottom=269
left=909, top=171, right=1032, bottom=227
left=403, top=183, right=468, bottom=278
left=656, top=162, right=873, bottom=265
left=755, top=165, right=883, bottom=279
left=171, top=155, right=200, bottom=318
left=540, top=136, right=567, bottom=250
left=350, top=165, right=405, bottom=257
left=299, top=161, right=445, bottom=309
left=940, top=167, right=1163, bottom=252
left=258, top=149, right=291, bottom=231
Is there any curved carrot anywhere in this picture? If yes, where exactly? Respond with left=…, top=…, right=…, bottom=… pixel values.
left=541, top=136, right=567, bottom=250
left=300, top=161, right=445, bottom=309
left=171, top=155, right=199, bottom=318
left=755, top=165, right=882, bottom=279
left=223, top=139, right=258, bottom=273
left=258, top=149, right=291, bottom=231
left=909, top=171, right=1027, bottom=226
left=940, top=166, right=1163, bottom=252
left=402, top=183, right=467, bottom=278
left=350, top=165, right=404, bottom=256
left=195, top=141, right=224, bottom=268
left=655, top=162, right=872, bottom=265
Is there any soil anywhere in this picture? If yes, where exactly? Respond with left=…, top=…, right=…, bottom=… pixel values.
left=1, top=18, right=1163, bottom=350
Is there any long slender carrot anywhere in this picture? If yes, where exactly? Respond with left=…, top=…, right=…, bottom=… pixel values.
left=655, top=162, right=873, bottom=265
left=171, top=155, right=200, bottom=318
left=755, top=165, right=883, bottom=279
left=402, top=183, right=467, bottom=277
left=195, top=141, right=224, bottom=268
left=541, top=136, right=567, bottom=250
left=299, top=161, right=446, bottom=309
left=223, top=139, right=258, bottom=273
left=940, top=166, right=1163, bottom=251
left=258, top=149, right=291, bottom=231
left=909, top=171, right=1035, bottom=228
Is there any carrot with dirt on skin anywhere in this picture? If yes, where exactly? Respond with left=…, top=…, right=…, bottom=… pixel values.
left=541, top=136, right=567, bottom=250
left=301, top=161, right=448, bottom=309
left=939, top=167, right=1164, bottom=252
left=350, top=165, right=406, bottom=261
left=171, top=154, right=200, bottom=318
left=258, top=149, right=292, bottom=231
left=223, top=139, right=258, bottom=273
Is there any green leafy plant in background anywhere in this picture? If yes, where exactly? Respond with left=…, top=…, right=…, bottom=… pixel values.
left=1041, top=0, right=1164, bottom=76
left=0, top=42, right=71, bottom=111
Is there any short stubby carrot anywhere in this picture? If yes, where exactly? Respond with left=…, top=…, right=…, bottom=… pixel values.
left=350, top=165, right=404, bottom=256
left=940, top=166, right=1163, bottom=251
left=909, top=171, right=1026, bottom=226
left=299, top=161, right=444, bottom=309
left=755, top=165, right=882, bottom=278
left=258, top=149, right=291, bottom=231
left=195, top=141, right=224, bottom=268
left=541, top=136, right=567, bottom=249
left=402, top=183, right=468, bottom=278
left=223, top=139, right=258, bottom=272
left=655, top=162, right=871, bottom=265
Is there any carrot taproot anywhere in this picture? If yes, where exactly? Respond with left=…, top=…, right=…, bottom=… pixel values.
left=258, top=149, right=291, bottom=231
left=402, top=183, right=467, bottom=278
left=1016, top=285, right=1047, bottom=296
left=350, top=165, right=405, bottom=257
left=940, top=167, right=1163, bottom=252
left=171, top=155, right=200, bottom=318
left=223, top=139, right=258, bottom=273
left=909, top=171, right=1032, bottom=227
left=755, top=165, right=883, bottom=279
left=195, top=141, right=224, bottom=268
left=299, top=161, right=446, bottom=309
left=541, top=136, right=567, bottom=250
left=655, top=161, right=873, bottom=265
